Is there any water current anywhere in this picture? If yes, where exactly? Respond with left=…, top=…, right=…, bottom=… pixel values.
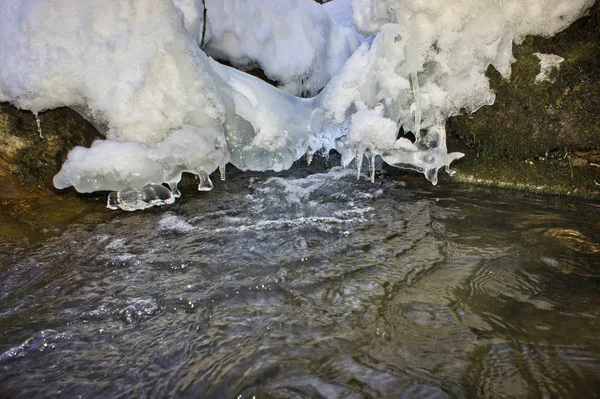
left=0, top=165, right=598, bottom=398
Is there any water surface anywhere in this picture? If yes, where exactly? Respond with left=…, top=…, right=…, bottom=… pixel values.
left=0, top=166, right=598, bottom=398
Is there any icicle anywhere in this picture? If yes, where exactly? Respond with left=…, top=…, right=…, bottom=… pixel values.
left=356, top=152, right=363, bottom=180
left=197, top=171, right=213, bottom=191
left=425, top=168, right=438, bottom=185
left=219, top=164, right=226, bottom=181
left=410, top=72, right=421, bottom=136
left=107, top=191, right=119, bottom=210
left=34, top=112, right=43, bottom=139
left=369, top=155, right=376, bottom=183
left=306, top=150, right=313, bottom=166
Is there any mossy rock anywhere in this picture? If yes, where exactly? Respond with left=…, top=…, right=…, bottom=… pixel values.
left=0, top=102, right=102, bottom=199
left=447, top=2, right=600, bottom=198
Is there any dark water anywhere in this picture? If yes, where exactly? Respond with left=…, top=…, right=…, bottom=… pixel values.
left=0, top=166, right=598, bottom=398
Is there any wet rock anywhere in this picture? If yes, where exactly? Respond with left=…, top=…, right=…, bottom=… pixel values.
left=446, top=2, right=600, bottom=199
left=0, top=102, right=102, bottom=199
left=0, top=103, right=108, bottom=241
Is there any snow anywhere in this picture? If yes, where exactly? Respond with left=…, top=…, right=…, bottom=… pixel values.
left=173, top=0, right=205, bottom=44
left=0, top=0, right=595, bottom=210
left=319, top=0, right=593, bottom=181
left=203, top=0, right=363, bottom=97
left=534, top=53, right=565, bottom=84
left=0, top=0, right=224, bottom=144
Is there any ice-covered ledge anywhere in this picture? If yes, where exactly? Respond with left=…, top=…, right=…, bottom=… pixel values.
left=0, top=0, right=597, bottom=207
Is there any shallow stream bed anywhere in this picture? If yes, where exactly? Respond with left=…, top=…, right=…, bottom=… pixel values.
left=0, top=167, right=598, bottom=398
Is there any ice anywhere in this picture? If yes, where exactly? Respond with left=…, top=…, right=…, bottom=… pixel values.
left=318, top=0, right=593, bottom=182
left=54, top=124, right=229, bottom=194
left=0, top=0, right=594, bottom=209
left=34, top=112, right=43, bottom=139
left=207, top=60, right=323, bottom=172
left=107, top=184, right=175, bottom=212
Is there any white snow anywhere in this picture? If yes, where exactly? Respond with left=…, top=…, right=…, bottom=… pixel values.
left=0, top=0, right=224, bottom=144
left=173, top=0, right=205, bottom=44
left=0, top=0, right=595, bottom=209
left=319, top=0, right=593, bottom=182
left=203, top=0, right=363, bottom=97
left=534, top=53, right=565, bottom=83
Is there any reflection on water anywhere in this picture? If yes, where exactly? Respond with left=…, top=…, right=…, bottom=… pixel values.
left=0, top=167, right=598, bottom=398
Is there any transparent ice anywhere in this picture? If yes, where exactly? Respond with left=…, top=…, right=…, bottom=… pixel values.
left=107, top=184, right=175, bottom=212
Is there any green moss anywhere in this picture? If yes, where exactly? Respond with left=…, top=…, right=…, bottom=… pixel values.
left=444, top=154, right=600, bottom=199
left=446, top=2, right=600, bottom=198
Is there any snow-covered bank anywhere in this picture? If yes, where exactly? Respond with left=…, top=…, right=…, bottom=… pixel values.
left=0, top=0, right=594, bottom=209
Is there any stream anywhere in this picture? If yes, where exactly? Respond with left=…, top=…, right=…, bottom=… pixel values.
left=0, top=166, right=598, bottom=398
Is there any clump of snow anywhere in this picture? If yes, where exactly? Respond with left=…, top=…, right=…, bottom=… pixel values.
left=203, top=0, right=363, bottom=97
left=173, top=0, right=205, bottom=44
left=0, top=0, right=595, bottom=210
left=320, top=0, right=593, bottom=182
left=534, top=53, right=565, bottom=84
left=0, top=0, right=224, bottom=144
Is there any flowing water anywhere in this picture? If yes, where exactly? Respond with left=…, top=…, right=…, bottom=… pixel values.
left=0, top=166, right=598, bottom=398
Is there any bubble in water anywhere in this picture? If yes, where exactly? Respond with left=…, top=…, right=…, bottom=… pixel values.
left=117, top=299, right=159, bottom=323
left=107, top=184, right=175, bottom=211
left=0, top=330, right=65, bottom=365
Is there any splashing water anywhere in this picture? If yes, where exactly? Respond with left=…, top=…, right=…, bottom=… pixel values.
left=0, top=167, right=598, bottom=396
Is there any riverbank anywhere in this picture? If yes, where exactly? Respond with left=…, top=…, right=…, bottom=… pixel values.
left=445, top=1, right=599, bottom=199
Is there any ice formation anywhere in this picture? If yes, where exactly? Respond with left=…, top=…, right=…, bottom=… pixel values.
left=107, top=184, right=175, bottom=212
left=54, top=124, right=228, bottom=194
left=0, top=0, right=595, bottom=210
